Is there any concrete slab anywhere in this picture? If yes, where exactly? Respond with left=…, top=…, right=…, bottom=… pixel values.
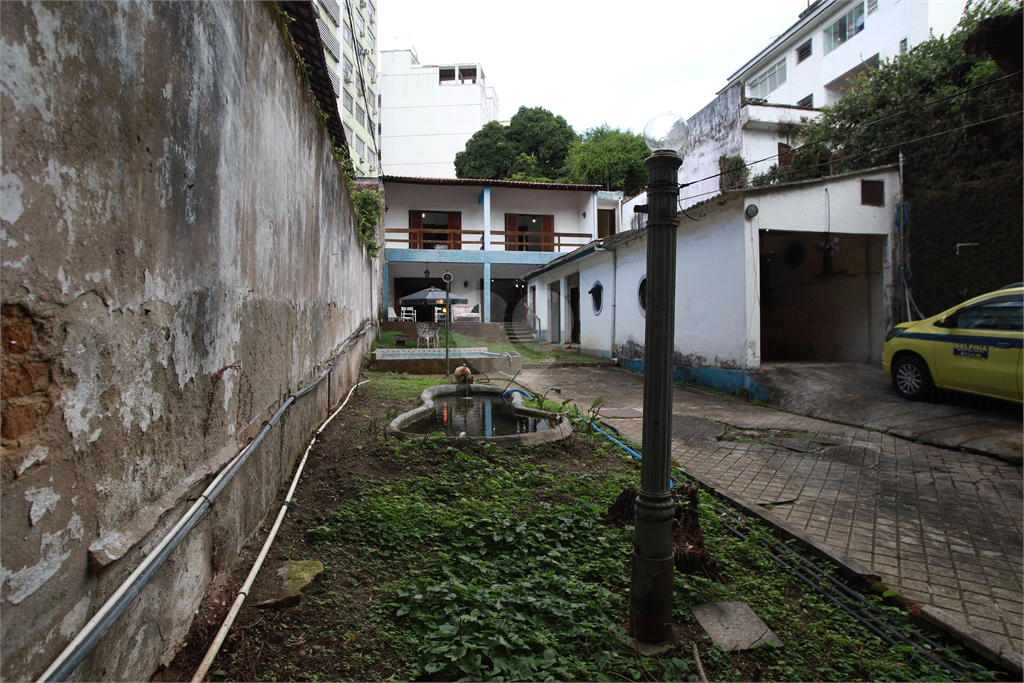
left=690, top=602, right=783, bottom=651
left=748, top=362, right=1022, bottom=463
left=514, top=365, right=1023, bottom=658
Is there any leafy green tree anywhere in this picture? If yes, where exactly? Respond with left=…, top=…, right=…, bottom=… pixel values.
left=563, top=126, right=650, bottom=195
left=454, top=121, right=516, bottom=179
left=506, top=106, right=579, bottom=179
left=455, top=106, right=579, bottom=181
left=507, top=153, right=552, bottom=183
left=760, top=0, right=1022, bottom=313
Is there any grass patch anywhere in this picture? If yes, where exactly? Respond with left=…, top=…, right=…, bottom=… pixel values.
left=172, top=372, right=997, bottom=682
left=371, top=329, right=608, bottom=364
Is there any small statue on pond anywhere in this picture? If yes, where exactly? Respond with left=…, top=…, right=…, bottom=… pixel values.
left=453, top=364, right=473, bottom=385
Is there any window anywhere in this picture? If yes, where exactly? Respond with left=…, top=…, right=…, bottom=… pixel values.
left=355, top=104, right=365, bottom=126
left=343, top=22, right=352, bottom=46
left=504, top=214, right=554, bottom=252
left=353, top=136, right=365, bottom=156
left=748, top=58, right=786, bottom=99
left=439, top=67, right=456, bottom=83
left=951, top=297, right=1023, bottom=331
left=366, top=0, right=376, bottom=23
left=343, top=90, right=353, bottom=112
left=899, top=37, right=908, bottom=55
left=861, top=180, right=885, bottom=206
left=796, top=94, right=814, bottom=108
left=342, top=122, right=353, bottom=142
left=796, top=40, right=812, bottom=63
left=409, top=211, right=462, bottom=250
left=590, top=282, right=604, bottom=315
left=638, top=278, right=647, bottom=315
left=824, top=2, right=865, bottom=55
left=343, top=55, right=353, bottom=81
left=458, top=66, right=477, bottom=83
left=867, top=0, right=878, bottom=13
left=354, top=12, right=364, bottom=34
left=366, top=62, right=376, bottom=80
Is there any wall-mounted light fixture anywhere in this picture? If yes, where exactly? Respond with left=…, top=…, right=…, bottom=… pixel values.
left=463, top=281, right=468, bottom=288
left=582, top=211, right=586, bottom=218
left=424, top=266, right=431, bottom=278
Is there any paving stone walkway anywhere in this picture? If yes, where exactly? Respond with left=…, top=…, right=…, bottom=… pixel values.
left=516, top=365, right=1024, bottom=655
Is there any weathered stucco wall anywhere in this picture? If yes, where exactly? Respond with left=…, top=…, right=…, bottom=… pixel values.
left=1, top=2, right=379, bottom=680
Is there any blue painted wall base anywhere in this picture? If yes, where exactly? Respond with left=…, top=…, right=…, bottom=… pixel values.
left=619, top=360, right=770, bottom=403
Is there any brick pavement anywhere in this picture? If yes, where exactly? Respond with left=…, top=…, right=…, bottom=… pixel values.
left=517, top=365, right=1024, bottom=655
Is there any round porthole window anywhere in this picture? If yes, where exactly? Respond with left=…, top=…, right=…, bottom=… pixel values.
left=638, top=277, right=647, bottom=316
left=589, top=282, right=603, bottom=315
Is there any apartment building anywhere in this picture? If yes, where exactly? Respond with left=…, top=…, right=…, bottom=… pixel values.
left=724, top=0, right=966, bottom=109
left=379, top=49, right=500, bottom=178
left=314, top=0, right=379, bottom=176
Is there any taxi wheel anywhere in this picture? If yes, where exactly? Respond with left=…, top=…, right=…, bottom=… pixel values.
left=892, top=355, right=933, bottom=400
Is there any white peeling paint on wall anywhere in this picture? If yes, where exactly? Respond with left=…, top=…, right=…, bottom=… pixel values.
left=18, top=445, right=50, bottom=476
left=0, top=513, right=83, bottom=605
left=24, top=487, right=61, bottom=526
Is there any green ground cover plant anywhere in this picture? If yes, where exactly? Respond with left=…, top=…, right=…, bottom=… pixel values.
left=371, top=329, right=607, bottom=364
left=170, top=373, right=999, bottom=682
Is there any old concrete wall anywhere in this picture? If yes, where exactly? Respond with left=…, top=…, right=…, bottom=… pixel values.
left=0, top=2, right=379, bottom=680
left=678, top=84, right=743, bottom=210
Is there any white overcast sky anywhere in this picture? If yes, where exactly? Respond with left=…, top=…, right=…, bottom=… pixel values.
left=378, top=0, right=814, bottom=134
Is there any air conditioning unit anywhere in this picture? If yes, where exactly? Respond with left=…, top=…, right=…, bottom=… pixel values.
left=358, top=157, right=365, bottom=164
left=359, top=1, right=366, bottom=8
left=368, top=165, right=376, bottom=172
left=344, top=75, right=352, bottom=84
left=360, top=31, right=365, bottom=38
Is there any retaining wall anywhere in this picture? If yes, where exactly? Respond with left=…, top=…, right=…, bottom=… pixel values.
left=0, top=2, right=379, bottom=679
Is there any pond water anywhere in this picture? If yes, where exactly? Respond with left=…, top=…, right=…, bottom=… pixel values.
left=404, top=395, right=554, bottom=437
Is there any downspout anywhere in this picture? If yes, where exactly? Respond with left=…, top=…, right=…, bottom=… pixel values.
left=482, top=185, right=491, bottom=323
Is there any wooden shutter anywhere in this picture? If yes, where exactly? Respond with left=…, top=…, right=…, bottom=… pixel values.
left=448, top=212, right=461, bottom=250
left=541, top=215, right=554, bottom=252
left=505, top=214, right=518, bottom=252
left=409, top=210, right=423, bottom=249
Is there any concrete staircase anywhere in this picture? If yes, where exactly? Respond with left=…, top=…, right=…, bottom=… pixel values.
left=501, top=322, right=536, bottom=344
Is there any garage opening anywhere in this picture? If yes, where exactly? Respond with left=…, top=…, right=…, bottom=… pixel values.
left=760, top=230, right=886, bottom=363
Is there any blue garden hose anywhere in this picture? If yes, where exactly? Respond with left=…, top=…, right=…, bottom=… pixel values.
left=501, top=388, right=533, bottom=402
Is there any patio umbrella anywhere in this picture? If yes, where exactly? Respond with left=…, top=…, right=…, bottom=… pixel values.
left=398, top=286, right=467, bottom=306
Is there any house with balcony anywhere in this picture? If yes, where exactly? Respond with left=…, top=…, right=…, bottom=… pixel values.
left=381, top=175, right=623, bottom=331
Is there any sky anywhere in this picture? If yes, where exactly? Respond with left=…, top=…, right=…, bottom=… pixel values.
left=378, top=0, right=815, bottom=134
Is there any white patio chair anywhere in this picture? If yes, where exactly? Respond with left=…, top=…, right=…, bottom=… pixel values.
left=434, top=306, right=447, bottom=323
left=400, top=306, right=416, bottom=321
left=416, top=323, right=433, bottom=348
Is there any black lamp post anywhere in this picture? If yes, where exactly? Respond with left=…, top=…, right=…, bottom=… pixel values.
left=631, top=112, right=688, bottom=644
left=443, top=270, right=453, bottom=375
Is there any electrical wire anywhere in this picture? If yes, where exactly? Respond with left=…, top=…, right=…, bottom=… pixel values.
left=677, top=109, right=1023, bottom=207
left=677, top=70, right=1022, bottom=192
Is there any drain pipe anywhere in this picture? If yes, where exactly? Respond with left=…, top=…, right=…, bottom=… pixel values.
left=37, top=321, right=374, bottom=682
left=192, top=378, right=370, bottom=683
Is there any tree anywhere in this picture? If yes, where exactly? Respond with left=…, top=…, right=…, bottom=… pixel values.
left=563, top=126, right=650, bottom=195
left=505, top=106, right=579, bottom=179
left=453, top=121, right=516, bottom=179
left=455, top=106, right=579, bottom=181
left=756, top=0, right=1022, bottom=313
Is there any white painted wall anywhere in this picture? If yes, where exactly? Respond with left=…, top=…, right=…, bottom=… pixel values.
left=527, top=168, right=899, bottom=368
left=728, top=0, right=966, bottom=108
left=382, top=182, right=597, bottom=251
left=379, top=50, right=499, bottom=178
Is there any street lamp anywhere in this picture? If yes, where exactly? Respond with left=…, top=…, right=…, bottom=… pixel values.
left=442, top=270, right=453, bottom=375
left=631, top=112, right=688, bottom=644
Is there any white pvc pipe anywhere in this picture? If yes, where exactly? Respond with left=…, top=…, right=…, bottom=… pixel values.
left=191, top=379, right=370, bottom=683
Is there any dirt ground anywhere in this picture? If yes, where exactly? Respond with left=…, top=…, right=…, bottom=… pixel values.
left=160, top=372, right=635, bottom=682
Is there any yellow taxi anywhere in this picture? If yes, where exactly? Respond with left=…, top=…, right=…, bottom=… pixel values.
left=883, top=285, right=1023, bottom=402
